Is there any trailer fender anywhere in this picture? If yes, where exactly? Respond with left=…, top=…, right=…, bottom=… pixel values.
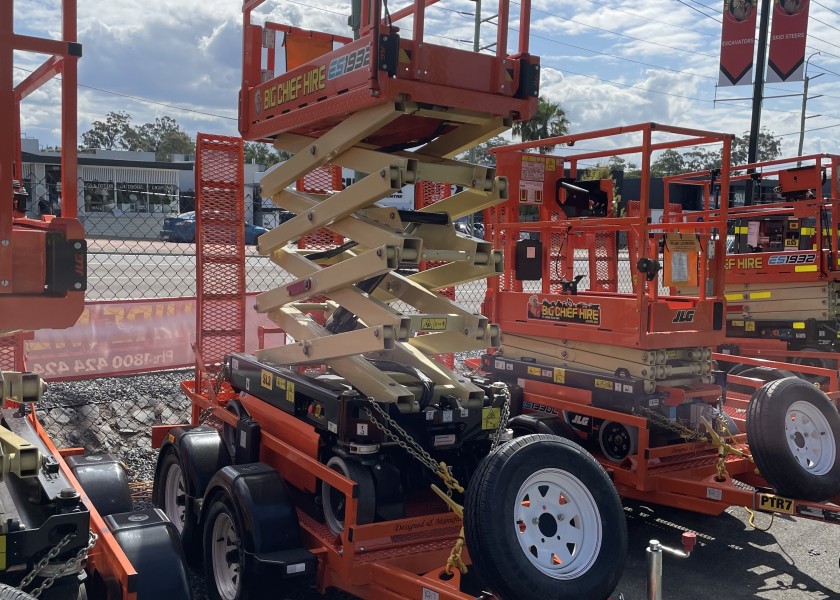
left=201, top=464, right=316, bottom=593
left=104, top=508, right=191, bottom=598
left=66, top=453, right=133, bottom=517
left=152, top=425, right=229, bottom=566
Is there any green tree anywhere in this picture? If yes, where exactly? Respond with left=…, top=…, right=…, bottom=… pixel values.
left=81, top=111, right=135, bottom=151
left=650, top=149, right=686, bottom=177
left=457, top=136, right=507, bottom=166
left=81, top=112, right=195, bottom=161
left=512, top=96, right=570, bottom=154
left=244, top=142, right=289, bottom=168
left=731, top=129, right=783, bottom=165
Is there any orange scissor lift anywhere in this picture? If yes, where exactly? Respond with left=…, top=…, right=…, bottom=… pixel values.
left=664, top=155, right=840, bottom=393
left=1, top=2, right=191, bottom=599
left=473, top=124, right=840, bottom=525
left=150, top=1, right=628, bottom=600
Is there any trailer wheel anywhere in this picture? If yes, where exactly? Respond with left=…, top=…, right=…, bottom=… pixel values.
left=156, top=449, right=188, bottom=534
left=790, top=348, right=833, bottom=386
left=0, top=584, right=36, bottom=600
left=204, top=495, right=252, bottom=600
left=598, top=421, right=638, bottom=463
left=748, top=377, right=840, bottom=501
left=465, top=434, right=626, bottom=600
left=321, top=456, right=376, bottom=535
left=729, top=366, right=798, bottom=395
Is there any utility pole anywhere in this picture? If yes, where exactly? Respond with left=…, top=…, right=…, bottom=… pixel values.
left=745, top=0, right=772, bottom=207
left=797, top=52, right=823, bottom=163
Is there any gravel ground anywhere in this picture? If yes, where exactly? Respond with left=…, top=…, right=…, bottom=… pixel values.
left=41, top=369, right=346, bottom=600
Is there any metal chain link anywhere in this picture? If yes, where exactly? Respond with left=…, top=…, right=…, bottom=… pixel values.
left=27, top=532, right=98, bottom=599
left=364, top=399, right=442, bottom=476
left=633, top=405, right=709, bottom=442
left=490, top=383, right=511, bottom=452
left=19, top=530, right=97, bottom=597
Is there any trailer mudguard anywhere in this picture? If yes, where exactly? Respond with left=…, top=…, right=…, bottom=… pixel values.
left=155, top=425, right=230, bottom=502
left=203, top=463, right=304, bottom=552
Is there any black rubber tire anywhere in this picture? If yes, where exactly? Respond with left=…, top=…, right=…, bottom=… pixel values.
left=152, top=448, right=202, bottom=568
left=790, top=348, right=833, bottom=386
left=203, top=494, right=260, bottom=600
left=153, top=449, right=188, bottom=534
left=747, top=377, right=840, bottom=501
left=465, top=434, right=627, bottom=600
left=0, top=584, right=36, bottom=600
left=729, top=366, right=798, bottom=395
left=598, top=420, right=638, bottom=463
left=321, top=456, right=376, bottom=535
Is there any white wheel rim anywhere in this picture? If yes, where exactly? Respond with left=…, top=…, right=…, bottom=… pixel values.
left=514, top=468, right=602, bottom=579
left=786, top=400, right=836, bottom=476
left=164, top=463, right=186, bottom=533
left=211, top=511, right=241, bottom=600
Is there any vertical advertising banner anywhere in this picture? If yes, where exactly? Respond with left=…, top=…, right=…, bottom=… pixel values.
left=767, top=0, right=811, bottom=83
left=719, top=0, right=758, bottom=87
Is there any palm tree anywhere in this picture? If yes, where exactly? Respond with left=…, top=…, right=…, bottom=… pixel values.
left=512, top=96, right=570, bottom=153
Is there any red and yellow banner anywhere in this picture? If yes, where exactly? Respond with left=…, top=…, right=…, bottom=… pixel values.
left=26, top=296, right=278, bottom=380
left=767, top=0, right=811, bottom=83
left=719, top=0, right=758, bottom=87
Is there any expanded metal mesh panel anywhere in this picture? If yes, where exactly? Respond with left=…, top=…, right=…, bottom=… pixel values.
left=195, top=134, right=246, bottom=391
left=0, top=334, right=24, bottom=371
left=296, top=164, right=342, bottom=195
left=591, top=231, right=617, bottom=292
left=297, top=165, right=343, bottom=250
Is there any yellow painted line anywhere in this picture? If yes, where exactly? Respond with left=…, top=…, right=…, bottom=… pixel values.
left=795, top=265, right=818, bottom=272
left=748, top=291, right=771, bottom=299
left=725, top=293, right=745, bottom=301
left=793, top=322, right=806, bottom=330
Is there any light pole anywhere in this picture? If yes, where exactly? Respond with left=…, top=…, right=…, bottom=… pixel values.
left=798, top=52, right=823, bottom=161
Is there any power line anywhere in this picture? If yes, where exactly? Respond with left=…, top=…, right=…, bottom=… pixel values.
left=813, top=0, right=840, bottom=19
left=672, top=0, right=721, bottom=23
left=15, top=66, right=237, bottom=121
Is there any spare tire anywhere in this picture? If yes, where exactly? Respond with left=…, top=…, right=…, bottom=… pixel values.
left=747, top=377, right=840, bottom=501
left=465, top=434, right=626, bottom=600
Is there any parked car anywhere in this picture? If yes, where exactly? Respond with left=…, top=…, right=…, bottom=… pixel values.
left=159, top=211, right=268, bottom=245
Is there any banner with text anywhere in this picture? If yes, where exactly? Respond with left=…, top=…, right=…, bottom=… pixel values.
left=26, top=296, right=279, bottom=380
left=719, top=0, right=758, bottom=87
left=767, top=0, right=810, bottom=83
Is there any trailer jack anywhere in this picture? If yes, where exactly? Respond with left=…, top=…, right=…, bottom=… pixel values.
left=646, top=532, right=697, bottom=600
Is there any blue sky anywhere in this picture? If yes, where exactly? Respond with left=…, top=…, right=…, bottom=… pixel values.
left=12, top=0, right=840, bottom=160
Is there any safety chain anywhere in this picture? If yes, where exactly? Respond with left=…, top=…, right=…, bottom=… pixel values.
left=20, top=531, right=98, bottom=598
left=490, top=383, right=511, bottom=452
left=633, top=406, right=708, bottom=442
left=364, top=398, right=463, bottom=494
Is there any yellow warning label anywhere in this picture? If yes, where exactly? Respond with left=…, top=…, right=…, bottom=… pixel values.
left=793, top=322, right=805, bottom=330
left=527, top=366, right=542, bottom=376
left=732, top=320, right=745, bottom=327
left=725, top=293, right=745, bottom=301
left=594, top=378, right=613, bottom=390
left=0, top=535, right=5, bottom=570
left=275, top=376, right=286, bottom=390
left=546, top=158, right=556, bottom=172
left=748, top=291, right=771, bottom=300
left=553, top=368, right=565, bottom=384
left=286, top=381, right=295, bottom=403
left=420, top=317, right=448, bottom=331
left=260, top=370, right=273, bottom=390
left=482, top=407, right=501, bottom=430
left=745, top=321, right=756, bottom=332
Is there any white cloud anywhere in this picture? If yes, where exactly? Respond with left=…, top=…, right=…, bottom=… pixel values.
left=10, top=0, right=840, bottom=160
